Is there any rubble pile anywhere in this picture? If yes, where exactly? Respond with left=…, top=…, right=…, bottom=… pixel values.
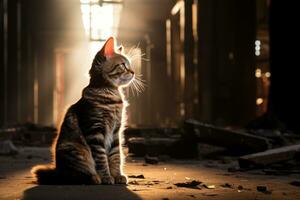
left=126, top=119, right=300, bottom=175
left=0, top=123, right=57, bottom=147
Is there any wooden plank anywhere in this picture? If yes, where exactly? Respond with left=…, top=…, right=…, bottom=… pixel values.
left=238, top=144, right=300, bottom=168
left=184, top=119, right=271, bottom=153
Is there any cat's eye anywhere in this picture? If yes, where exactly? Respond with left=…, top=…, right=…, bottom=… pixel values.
left=120, top=63, right=127, bottom=70
left=110, top=63, right=127, bottom=74
left=117, top=63, right=127, bottom=72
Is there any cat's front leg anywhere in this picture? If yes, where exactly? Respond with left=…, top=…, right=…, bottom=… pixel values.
left=108, top=129, right=128, bottom=184
left=86, top=133, right=114, bottom=184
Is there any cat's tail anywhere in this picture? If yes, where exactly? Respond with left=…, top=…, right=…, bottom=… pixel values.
left=31, top=165, right=59, bottom=185
left=31, top=165, right=101, bottom=185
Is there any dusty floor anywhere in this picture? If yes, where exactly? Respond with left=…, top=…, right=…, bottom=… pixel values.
left=0, top=147, right=299, bottom=200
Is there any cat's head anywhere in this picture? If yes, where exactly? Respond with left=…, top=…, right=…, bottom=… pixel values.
left=89, top=37, right=134, bottom=88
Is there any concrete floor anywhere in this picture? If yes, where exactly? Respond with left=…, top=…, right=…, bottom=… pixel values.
left=0, top=147, right=299, bottom=200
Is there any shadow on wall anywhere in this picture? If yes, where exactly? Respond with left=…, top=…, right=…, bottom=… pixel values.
left=22, top=185, right=141, bottom=200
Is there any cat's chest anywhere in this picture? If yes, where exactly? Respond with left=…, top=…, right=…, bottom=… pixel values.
left=90, top=102, right=123, bottom=119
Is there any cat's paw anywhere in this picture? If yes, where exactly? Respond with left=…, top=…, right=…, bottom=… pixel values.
left=114, top=175, right=128, bottom=184
left=101, top=176, right=115, bottom=185
left=91, top=174, right=101, bottom=184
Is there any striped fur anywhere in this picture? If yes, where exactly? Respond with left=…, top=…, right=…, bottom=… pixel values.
left=31, top=37, right=134, bottom=185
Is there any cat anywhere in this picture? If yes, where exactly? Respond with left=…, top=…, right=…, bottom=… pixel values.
left=31, top=37, right=135, bottom=185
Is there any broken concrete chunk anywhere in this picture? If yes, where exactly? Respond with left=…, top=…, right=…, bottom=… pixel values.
left=239, top=144, right=300, bottom=168
left=184, top=119, right=271, bottom=153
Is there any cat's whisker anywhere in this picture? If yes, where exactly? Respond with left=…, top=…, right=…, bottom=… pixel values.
left=127, top=46, right=135, bottom=57
left=134, top=76, right=147, bottom=86
left=141, top=57, right=150, bottom=62
left=133, top=80, right=141, bottom=95
left=130, top=81, right=140, bottom=96
left=129, top=83, right=137, bottom=96
left=131, top=77, right=146, bottom=93
left=135, top=76, right=146, bottom=83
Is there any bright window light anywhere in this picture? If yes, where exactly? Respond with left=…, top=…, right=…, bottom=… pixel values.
left=80, top=0, right=123, bottom=41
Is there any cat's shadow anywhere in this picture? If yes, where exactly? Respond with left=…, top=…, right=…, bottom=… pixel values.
left=22, top=184, right=141, bottom=200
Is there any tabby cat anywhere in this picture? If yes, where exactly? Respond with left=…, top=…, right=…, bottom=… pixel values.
left=31, top=37, right=135, bottom=185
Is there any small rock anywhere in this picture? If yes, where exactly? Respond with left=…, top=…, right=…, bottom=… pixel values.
left=145, top=155, right=159, bottom=164
left=221, top=183, right=233, bottom=188
left=290, top=180, right=300, bottom=187
left=257, top=186, right=272, bottom=194
left=128, top=174, right=145, bottom=179
left=256, top=185, right=267, bottom=192
left=237, top=185, right=243, bottom=190
left=203, top=184, right=216, bottom=189
left=187, top=194, right=195, bottom=198
left=166, top=186, right=173, bottom=189
left=174, top=180, right=202, bottom=189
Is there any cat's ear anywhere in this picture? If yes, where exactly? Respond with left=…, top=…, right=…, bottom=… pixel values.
left=118, top=45, right=124, bottom=54
left=101, top=37, right=115, bottom=58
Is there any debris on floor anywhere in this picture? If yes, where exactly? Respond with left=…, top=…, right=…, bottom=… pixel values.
left=0, top=140, right=18, bottom=155
left=174, top=180, right=202, bottom=189
left=220, top=183, right=233, bottom=188
left=257, top=185, right=272, bottom=194
left=1, top=121, right=300, bottom=199
left=1, top=146, right=300, bottom=200
left=203, top=184, right=216, bottom=189
left=0, top=123, right=56, bottom=146
left=128, top=174, right=145, bottom=179
left=238, top=144, right=300, bottom=168
left=183, top=119, right=271, bottom=153
left=124, top=119, right=300, bottom=185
